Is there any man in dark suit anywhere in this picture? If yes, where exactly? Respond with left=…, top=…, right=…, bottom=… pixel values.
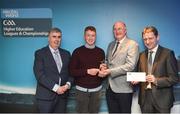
left=133, top=26, right=178, bottom=113
left=33, top=28, right=73, bottom=113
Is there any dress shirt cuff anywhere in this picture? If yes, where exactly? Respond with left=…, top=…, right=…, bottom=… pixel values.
left=66, top=82, right=71, bottom=89
left=52, top=84, right=60, bottom=92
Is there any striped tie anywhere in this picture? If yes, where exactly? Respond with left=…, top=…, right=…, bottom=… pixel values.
left=54, top=50, right=62, bottom=73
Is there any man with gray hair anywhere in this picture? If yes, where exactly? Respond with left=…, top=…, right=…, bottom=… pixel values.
left=99, top=21, right=139, bottom=113
left=33, top=27, right=73, bottom=113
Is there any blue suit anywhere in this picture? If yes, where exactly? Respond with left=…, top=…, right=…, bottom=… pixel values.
left=33, top=46, right=73, bottom=112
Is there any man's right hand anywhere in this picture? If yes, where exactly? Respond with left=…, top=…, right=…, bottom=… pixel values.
left=87, top=68, right=99, bottom=76
left=56, top=85, right=68, bottom=95
left=131, top=81, right=139, bottom=85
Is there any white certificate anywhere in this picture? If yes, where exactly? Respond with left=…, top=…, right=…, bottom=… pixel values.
left=127, top=72, right=146, bottom=82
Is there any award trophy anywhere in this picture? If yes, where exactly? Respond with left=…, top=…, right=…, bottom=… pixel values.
left=146, top=74, right=152, bottom=89
left=100, top=59, right=108, bottom=71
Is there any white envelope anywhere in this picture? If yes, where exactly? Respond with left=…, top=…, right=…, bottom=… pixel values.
left=127, top=72, right=146, bottom=82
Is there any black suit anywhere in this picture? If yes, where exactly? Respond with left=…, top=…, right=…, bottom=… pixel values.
left=33, top=46, right=73, bottom=112
left=138, top=45, right=178, bottom=113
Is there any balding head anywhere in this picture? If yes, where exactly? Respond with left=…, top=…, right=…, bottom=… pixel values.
left=113, top=21, right=127, bottom=41
left=113, top=21, right=126, bottom=29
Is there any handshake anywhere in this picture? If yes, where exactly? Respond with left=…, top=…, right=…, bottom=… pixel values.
left=87, top=61, right=110, bottom=78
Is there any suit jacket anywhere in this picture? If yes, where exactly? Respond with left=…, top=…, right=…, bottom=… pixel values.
left=138, top=45, right=178, bottom=109
left=33, top=46, right=73, bottom=100
left=107, top=37, right=139, bottom=93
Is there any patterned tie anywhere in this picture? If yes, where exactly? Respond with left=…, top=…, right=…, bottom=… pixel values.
left=148, top=51, right=153, bottom=74
left=112, top=42, right=119, bottom=56
left=147, top=51, right=153, bottom=89
left=54, top=50, right=62, bottom=73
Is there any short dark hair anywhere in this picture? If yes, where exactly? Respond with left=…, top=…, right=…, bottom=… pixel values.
left=142, top=26, right=158, bottom=37
left=84, top=26, right=96, bottom=35
left=48, top=27, right=62, bottom=36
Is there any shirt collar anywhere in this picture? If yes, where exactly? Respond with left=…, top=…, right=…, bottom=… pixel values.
left=116, top=35, right=126, bottom=44
left=149, top=45, right=159, bottom=53
left=85, top=43, right=95, bottom=49
left=49, top=45, right=59, bottom=53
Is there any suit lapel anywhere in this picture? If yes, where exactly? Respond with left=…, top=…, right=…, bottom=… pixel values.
left=46, top=46, right=60, bottom=74
left=151, top=46, right=162, bottom=74
left=111, top=38, right=128, bottom=59
left=46, top=46, right=56, bottom=65
left=109, top=41, right=116, bottom=60
left=58, top=48, right=64, bottom=68
left=144, top=50, right=149, bottom=74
